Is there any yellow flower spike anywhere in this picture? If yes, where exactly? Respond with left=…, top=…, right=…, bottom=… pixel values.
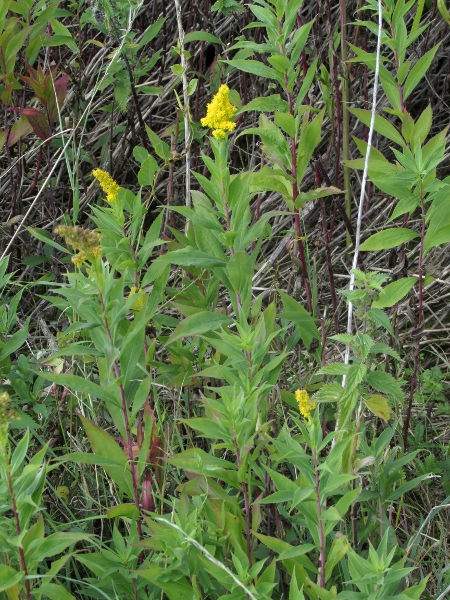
left=295, top=389, right=316, bottom=420
left=201, top=84, right=237, bottom=139
left=92, top=168, right=120, bottom=203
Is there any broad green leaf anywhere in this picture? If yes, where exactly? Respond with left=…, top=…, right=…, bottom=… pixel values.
left=349, top=108, right=404, bottom=147
left=106, top=504, right=140, bottom=519
left=34, top=372, right=116, bottom=404
left=275, top=111, right=296, bottom=138
left=279, top=291, right=320, bottom=348
left=385, top=474, right=428, bottom=501
left=55, top=452, right=130, bottom=468
left=145, top=125, right=171, bottom=160
left=423, top=225, right=450, bottom=257
left=224, top=59, right=282, bottom=82
left=239, top=94, right=289, bottom=114
left=359, top=228, right=419, bottom=251
left=138, top=155, right=158, bottom=186
left=167, top=311, right=233, bottom=344
left=133, top=146, right=149, bottom=164
left=227, top=251, right=253, bottom=294
left=366, top=371, right=403, bottom=402
left=184, top=31, right=223, bottom=45
left=138, top=17, right=167, bottom=48
left=10, top=429, right=30, bottom=474
left=0, top=318, right=29, bottom=362
left=158, top=247, right=226, bottom=268
left=312, top=383, right=344, bottom=403
left=37, top=583, right=76, bottom=600
left=372, top=277, right=416, bottom=308
left=250, top=167, right=293, bottom=198
left=138, top=565, right=194, bottom=600
left=0, top=565, right=23, bottom=592
left=403, top=44, right=439, bottom=100
left=296, top=109, right=325, bottom=183
left=27, top=532, right=91, bottom=562
left=79, top=415, right=133, bottom=497
left=365, top=394, right=391, bottom=421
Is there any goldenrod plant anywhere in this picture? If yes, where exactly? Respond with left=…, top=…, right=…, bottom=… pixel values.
left=0, top=0, right=449, bottom=598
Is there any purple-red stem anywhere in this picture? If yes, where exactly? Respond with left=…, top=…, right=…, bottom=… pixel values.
left=280, top=25, right=313, bottom=312
left=403, top=186, right=425, bottom=448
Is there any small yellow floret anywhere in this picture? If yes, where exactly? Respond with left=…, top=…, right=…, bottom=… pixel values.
left=201, top=84, right=237, bottom=139
left=295, top=389, right=316, bottom=420
left=92, top=169, right=120, bottom=203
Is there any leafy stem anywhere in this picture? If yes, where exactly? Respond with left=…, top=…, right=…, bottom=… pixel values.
left=403, top=182, right=425, bottom=448
left=98, top=290, right=143, bottom=541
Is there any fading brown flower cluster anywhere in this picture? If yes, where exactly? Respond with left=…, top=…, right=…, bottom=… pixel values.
left=0, top=392, right=18, bottom=447
left=55, top=225, right=102, bottom=268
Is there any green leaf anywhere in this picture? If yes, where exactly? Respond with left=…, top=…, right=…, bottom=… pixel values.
left=279, top=291, right=320, bottom=348
left=239, top=94, right=289, bottom=114
left=312, top=383, right=344, bottom=403
left=137, top=17, right=166, bottom=49
left=145, top=125, right=171, bottom=160
left=275, top=111, right=296, bottom=138
left=365, top=394, right=391, bottom=421
left=55, top=452, right=130, bottom=468
left=37, top=583, right=76, bottom=600
left=0, top=318, right=29, bottom=362
left=27, top=532, right=91, bottom=562
left=296, top=109, right=325, bottom=182
left=250, top=166, right=293, bottom=198
left=138, top=565, right=194, bottom=600
left=0, top=565, right=23, bottom=592
left=158, top=247, right=227, bottom=268
left=359, top=228, right=419, bottom=251
left=385, top=474, right=428, bottom=501
left=366, top=371, right=403, bottom=402
left=138, top=155, right=158, bottom=186
left=403, top=44, right=439, bottom=100
left=223, top=59, right=282, bottom=82
left=33, top=372, right=116, bottom=404
left=133, top=146, right=149, bottom=164
left=372, top=277, right=416, bottom=308
left=11, top=429, right=30, bottom=474
left=79, top=415, right=133, bottom=497
left=227, top=251, right=253, bottom=294
left=349, top=108, right=404, bottom=146
left=106, top=504, right=140, bottom=519
left=423, top=225, right=450, bottom=257
left=184, top=31, right=224, bottom=45
left=168, top=311, right=233, bottom=344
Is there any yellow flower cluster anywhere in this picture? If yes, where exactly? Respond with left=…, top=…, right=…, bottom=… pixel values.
left=201, top=84, right=237, bottom=139
left=55, top=225, right=102, bottom=268
left=92, top=169, right=120, bottom=203
left=295, top=389, right=316, bottom=420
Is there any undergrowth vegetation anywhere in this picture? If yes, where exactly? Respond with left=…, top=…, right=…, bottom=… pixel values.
left=0, top=0, right=449, bottom=598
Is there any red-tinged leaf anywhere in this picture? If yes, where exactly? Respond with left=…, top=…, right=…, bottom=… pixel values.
left=6, top=117, right=33, bottom=146
left=50, top=74, right=69, bottom=123
left=0, top=129, right=8, bottom=149
left=21, top=108, right=51, bottom=141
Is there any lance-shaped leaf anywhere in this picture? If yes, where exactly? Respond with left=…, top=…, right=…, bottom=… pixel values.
left=21, top=108, right=51, bottom=142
